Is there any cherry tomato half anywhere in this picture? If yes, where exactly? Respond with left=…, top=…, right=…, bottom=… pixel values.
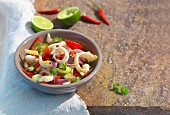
left=65, top=39, right=82, bottom=50
left=42, top=46, right=50, bottom=60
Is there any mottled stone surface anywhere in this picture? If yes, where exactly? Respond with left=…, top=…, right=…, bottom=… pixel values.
left=34, top=0, right=170, bottom=109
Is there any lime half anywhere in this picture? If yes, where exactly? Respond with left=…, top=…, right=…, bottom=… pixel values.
left=57, top=7, right=81, bottom=26
left=32, top=16, right=54, bottom=32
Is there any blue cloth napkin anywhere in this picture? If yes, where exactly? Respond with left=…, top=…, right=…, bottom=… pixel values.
left=0, top=0, right=89, bottom=114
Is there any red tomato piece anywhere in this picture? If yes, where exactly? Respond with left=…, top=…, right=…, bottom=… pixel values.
left=29, top=37, right=41, bottom=50
left=55, top=75, right=61, bottom=81
left=42, top=46, right=50, bottom=60
left=65, top=39, right=82, bottom=50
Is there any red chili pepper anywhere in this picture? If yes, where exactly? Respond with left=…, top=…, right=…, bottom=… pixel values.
left=81, top=15, right=101, bottom=24
left=89, top=0, right=110, bottom=25
left=98, top=8, right=110, bottom=25
left=65, top=39, right=82, bottom=50
left=29, top=37, right=41, bottom=50
left=42, top=46, right=50, bottom=60
left=38, top=8, right=59, bottom=14
left=22, top=68, right=34, bottom=78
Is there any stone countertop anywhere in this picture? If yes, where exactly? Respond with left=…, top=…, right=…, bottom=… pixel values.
left=34, top=0, right=170, bottom=109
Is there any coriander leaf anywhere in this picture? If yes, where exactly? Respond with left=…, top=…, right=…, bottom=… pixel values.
left=50, top=66, right=58, bottom=75
left=27, top=66, right=34, bottom=71
left=52, top=37, right=62, bottom=43
left=34, top=42, right=40, bottom=49
left=120, top=86, right=128, bottom=95
left=36, top=47, right=42, bottom=52
left=113, top=83, right=119, bottom=87
left=113, top=83, right=120, bottom=93
left=58, top=63, right=66, bottom=71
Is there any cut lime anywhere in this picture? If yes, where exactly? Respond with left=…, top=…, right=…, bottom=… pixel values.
left=32, top=16, right=54, bottom=32
left=57, top=7, right=81, bottom=26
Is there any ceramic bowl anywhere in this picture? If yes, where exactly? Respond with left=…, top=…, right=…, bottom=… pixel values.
left=15, top=29, right=102, bottom=94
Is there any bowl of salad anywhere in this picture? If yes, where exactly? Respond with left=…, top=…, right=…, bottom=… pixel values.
left=15, top=29, right=102, bottom=94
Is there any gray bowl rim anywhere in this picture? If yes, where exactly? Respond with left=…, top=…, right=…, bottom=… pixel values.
left=15, top=29, right=102, bottom=88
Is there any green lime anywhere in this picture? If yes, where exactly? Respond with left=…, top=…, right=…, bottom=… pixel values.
left=57, top=7, right=81, bottom=26
left=32, top=16, right=54, bottom=32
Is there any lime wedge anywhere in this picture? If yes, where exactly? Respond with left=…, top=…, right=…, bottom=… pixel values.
left=57, top=7, right=81, bottom=26
left=32, top=16, right=54, bottom=32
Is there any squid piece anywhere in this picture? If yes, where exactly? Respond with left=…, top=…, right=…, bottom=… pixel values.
left=25, top=55, right=37, bottom=65
left=32, top=73, right=54, bottom=83
left=48, top=41, right=66, bottom=50
left=38, top=75, right=54, bottom=82
left=51, top=47, right=69, bottom=63
left=74, top=52, right=98, bottom=74
left=46, top=33, right=52, bottom=43
left=39, top=55, right=51, bottom=68
left=32, top=74, right=41, bottom=82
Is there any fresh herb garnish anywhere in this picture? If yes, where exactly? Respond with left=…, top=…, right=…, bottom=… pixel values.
left=34, top=42, right=40, bottom=49
left=120, top=86, right=128, bottom=95
left=112, top=83, right=128, bottom=95
left=58, top=63, right=66, bottom=71
left=50, top=66, right=58, bottom=75
left=27, top=66, right=34, bottom=71
left=33, top=42, right=43, bottom=52
left=52, top=37, right=62, bottom=43
left=113, top=83, right=119, bottom=93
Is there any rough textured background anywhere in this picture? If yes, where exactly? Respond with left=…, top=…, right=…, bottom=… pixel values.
left=34, top=0, right=170, bottom=110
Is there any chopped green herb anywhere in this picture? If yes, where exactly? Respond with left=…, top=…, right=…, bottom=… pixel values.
left=27, top=66, right=34, bottom=71
left=58, top=63, right=66, bottom=71
left=120, top=86, right=128, bottom=95
left=33, top=42, right=44, bottom=53
left=34, top=42, right=40, bottom=49
left=112, top=83, right=128, bottom=95
left=36, top=47, right=42, bottom=52
left=113, top=83, right=119, bottom=93
left=50, top=66, right=58, bottom=75
left=52, top=37, right=62, bottom=43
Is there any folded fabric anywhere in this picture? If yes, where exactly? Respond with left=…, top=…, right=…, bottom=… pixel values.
left=0, top=0, right=89, bottom=114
